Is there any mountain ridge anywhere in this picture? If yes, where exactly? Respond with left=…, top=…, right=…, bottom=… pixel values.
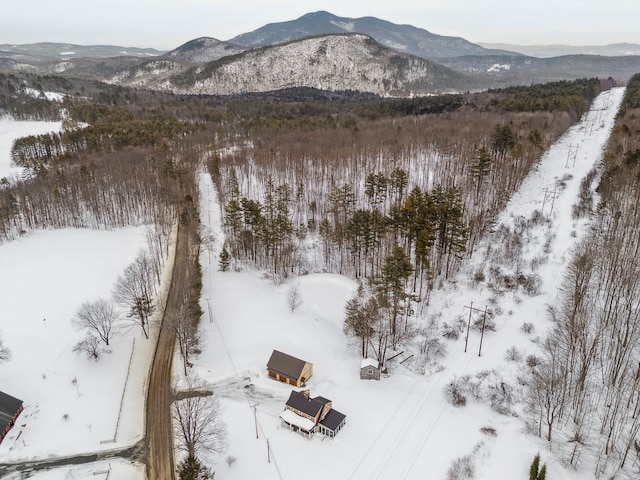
left=479, top=42, right=640, bottom=58
left=106, top=33, right=476, bottom=96
left=229, top=11, right=521, bottom=59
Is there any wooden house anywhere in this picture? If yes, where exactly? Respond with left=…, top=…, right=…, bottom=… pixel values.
left=267, top=350, right=313, bottom=387
left=280, top=390, right=346, bottom=439
left=360, top=358, right=381, bottom=380
left=0, top=391, right=23, bottom=445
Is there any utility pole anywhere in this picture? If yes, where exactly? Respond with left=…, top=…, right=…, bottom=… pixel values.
left=478, top=305, right=489, bottom=357
left=463, top=302, right=485, bottom=353
left=542, top=188, right=559, bottom=216
left=565, top=144, right=578, bottom=168
left=464, top=301, right=473, bottom=353
left=251, top=403, right=259, bottom=439
left=206, top=298, right=213, bottom=324
left=267, top=438, right=271, bottom=463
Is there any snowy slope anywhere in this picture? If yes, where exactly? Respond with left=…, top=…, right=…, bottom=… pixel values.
left=189, top=87, right=625, bottom=480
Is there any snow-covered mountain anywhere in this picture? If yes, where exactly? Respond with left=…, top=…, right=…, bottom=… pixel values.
left=229, top=10, right=519, bottom=59
left=107, top=34, right=473, bottom=96
left=165, top=37, right=246, bottom=63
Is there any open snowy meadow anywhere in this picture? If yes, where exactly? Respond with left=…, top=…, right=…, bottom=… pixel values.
left=0, top=119, right=156, bottom=479
left=0, top=86, right=629, bottom=479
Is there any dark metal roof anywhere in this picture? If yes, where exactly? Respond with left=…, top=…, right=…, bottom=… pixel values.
left=267, top=350, right=309, bottom=381
left=285, top=390, right=323, bottom=418
left=319, top=408, right=346, bottom=432
left=0, top=391, right=23, bottom=430
left=313, top=396, right=332, bottom=406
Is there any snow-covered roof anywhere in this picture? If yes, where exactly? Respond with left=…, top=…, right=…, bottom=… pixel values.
left=280, top=409, right=315, bottom=432
left=361, top=358, right=378, bottom=369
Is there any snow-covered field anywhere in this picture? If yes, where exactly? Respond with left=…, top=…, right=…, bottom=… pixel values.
left=0, top=119, right=160, bottom=479
left=0, top=86, right=627, bottom=479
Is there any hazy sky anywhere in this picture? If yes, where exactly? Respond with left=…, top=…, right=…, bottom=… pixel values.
left=2, top=0, right=638, bottom=50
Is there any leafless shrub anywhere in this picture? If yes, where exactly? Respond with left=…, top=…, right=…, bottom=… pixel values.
left=73, top=334, right=101, bottom=360
left=521, top=322, right=535, bottom=334
left=517, top=272, right=541, bottom=296
left=444, top=376, right=469, bottom=407
left=447, top=454, right=474, bottom=480
left=488, top=381, right=514, bottom=415
left=530, top=255, right=546, bottom=271
left=420, top=336, right=447, bottom=360
left=480, top=426, right=497, bottom=436
left=526, top=355, right=540, bottom=368
left=441, top=322, right=460, bottom=340
left=287, top=283, right=302, bottom=312
left=504, top=346, right=522, bottom=362
left=226, top=455, right=237, bottom=467
left=473, top=269, right=485, bottom=284
left=0, top=334, right=11, bottom=362
left=472, top=313, right=496, bottom=332
left=529, top=209, right=544, bottom=226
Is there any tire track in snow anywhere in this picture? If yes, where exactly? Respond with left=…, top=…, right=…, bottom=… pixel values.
left=375, top=350, right=476, bottom=480
left=348, top=340, right=474, bottom=480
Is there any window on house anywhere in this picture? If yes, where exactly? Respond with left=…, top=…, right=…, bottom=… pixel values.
left=368, top=369, right=373, bottom=374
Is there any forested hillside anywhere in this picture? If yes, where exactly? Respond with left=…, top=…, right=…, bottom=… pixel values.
left=530, top=73, right=640, bottom=476
left=212, top=78, right=604, bottom=294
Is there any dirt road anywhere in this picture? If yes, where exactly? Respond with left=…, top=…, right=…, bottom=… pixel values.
left=145, top=224, right=188, bottom=480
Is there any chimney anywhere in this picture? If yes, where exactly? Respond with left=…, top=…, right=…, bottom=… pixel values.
left=301, top=389, right=310, bottom=399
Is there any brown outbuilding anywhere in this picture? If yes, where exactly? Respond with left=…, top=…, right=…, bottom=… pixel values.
left=267, top=350, right=313, bottom=387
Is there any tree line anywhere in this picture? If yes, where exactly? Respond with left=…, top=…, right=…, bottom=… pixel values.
left=211, top=79, right=605, bottom=365
left=527, top=75, right=640, bottom=478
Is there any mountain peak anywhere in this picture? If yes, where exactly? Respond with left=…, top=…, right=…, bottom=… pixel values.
left=229, top=11, right=518, bottom=58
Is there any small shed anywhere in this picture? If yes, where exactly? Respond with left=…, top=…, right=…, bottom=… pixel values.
left=267, top=350, right=313, bottom=387
left=360, top=358, right=381, bottom=380
left=0, top=391, right=23, bottom=445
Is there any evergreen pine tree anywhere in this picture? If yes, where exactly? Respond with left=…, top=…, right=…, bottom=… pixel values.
left=178, top=455, right=214, bottom=480
left=529, top=454, right=540, bottom=480
left=219, top=246, right=231, bottom=272
left=537, top=464, right=547, bottom=480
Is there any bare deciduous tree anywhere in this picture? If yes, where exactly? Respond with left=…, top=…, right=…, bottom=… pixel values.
left=172, top=387, right=227, bottom=459
left=170, top=302, right=200, bottom=377
left=113, top=252, right=156, bottom=339
left=72, top=298, right=119, bottom=345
